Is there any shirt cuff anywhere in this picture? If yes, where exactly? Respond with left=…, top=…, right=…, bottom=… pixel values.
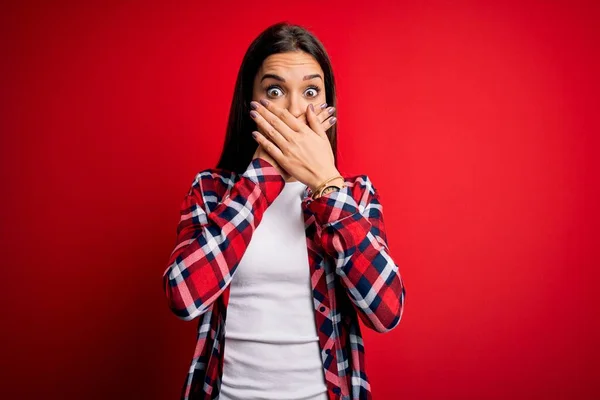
left=307, top=186, right=373, bottom=254
left=306, top=185, right=360, bottom=226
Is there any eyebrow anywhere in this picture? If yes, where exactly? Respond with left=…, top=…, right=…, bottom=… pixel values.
left=260, top=73, right=323, bottom=83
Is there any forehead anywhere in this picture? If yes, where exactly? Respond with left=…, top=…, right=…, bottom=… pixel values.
left=258, top=51, right=323, bottom=81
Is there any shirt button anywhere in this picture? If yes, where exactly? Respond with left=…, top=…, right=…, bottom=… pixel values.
left=320, top=306, right=326, bottom=312
left=325, top=348, right=331, bottom=355
left=333, top=387, right=341, bottom=394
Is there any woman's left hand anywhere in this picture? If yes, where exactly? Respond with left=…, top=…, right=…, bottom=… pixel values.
left=249, top=98, right=342, bottom=192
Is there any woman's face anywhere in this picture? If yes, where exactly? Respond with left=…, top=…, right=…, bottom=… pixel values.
left=252, top=51, right=326, bottom=124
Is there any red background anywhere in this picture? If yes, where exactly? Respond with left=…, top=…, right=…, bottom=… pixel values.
left=1, top=1, right=598, bottom=399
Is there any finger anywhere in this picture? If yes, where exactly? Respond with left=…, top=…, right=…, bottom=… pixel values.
left=250, top=104, right=290, bottom=151
left=257, top=125, right=274, bottom=144
left=317, top=106, right=335, bottom=124
left=315, top=114, right=337, bottom=135
left=254, top=99, right=301, bottom=139
left=306, top=103, right=328, bottom=138
left=297, top=113, right=307, bottom=126
left=314, top=102, right=328, bottom=118
left=303, top=104, right=335, bottom=128
left=252, top=130, right=285, bottom=161
left=325, top=114, right=337, bottom=130
left=296, top=102, right=327, bottom=126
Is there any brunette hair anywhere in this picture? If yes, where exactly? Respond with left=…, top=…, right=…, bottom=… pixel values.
left=215, top=22, right=338, bottom=174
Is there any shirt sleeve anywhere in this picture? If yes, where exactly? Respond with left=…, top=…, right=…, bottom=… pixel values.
left=306, top=176, right=407, bottom=333
left=162, top=158, right=285, bottom=321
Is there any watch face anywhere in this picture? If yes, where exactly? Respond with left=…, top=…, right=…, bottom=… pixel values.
left=312, top=185, right=341, bottom=199
left=323, top=186, right=340, bottom=195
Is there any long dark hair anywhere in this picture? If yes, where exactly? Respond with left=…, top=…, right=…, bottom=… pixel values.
left=215, top=22, right=339, bottom=175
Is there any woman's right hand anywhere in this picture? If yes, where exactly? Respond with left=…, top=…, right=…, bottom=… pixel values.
left=252, top=102, right=336, bottom=178
left=297, top=103, right=336, bottom=128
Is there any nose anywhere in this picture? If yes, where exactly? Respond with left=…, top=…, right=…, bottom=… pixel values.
left=286, top=93, right=309, bottom=118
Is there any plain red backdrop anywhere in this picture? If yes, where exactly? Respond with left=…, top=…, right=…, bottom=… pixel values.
left=1, top=1, right=598, bottom=399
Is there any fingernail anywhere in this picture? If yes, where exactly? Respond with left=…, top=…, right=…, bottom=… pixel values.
left=259, top=98, right=269, bottom=107
left=252, top=131, right=258, bottom=139
left=250, top=101, right=259, bottom=110
left=328, top=107, right=335, bottom=115
left=320, top=103, right=328, bottom=109
left=309, top=104, right=314, bottom=112
left=250, top=110, right=258, bottom=118
left=330, top=117, right=337, bottom=125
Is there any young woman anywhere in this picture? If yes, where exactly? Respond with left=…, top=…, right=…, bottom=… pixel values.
left=163, top=22, right=407, bottom=400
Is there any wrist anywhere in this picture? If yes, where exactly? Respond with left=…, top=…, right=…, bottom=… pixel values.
left=315, top=185, right=341, bottom=199
left=309, top=170, right=344, bottom=193
left=310, top=176, right=346, bottom=200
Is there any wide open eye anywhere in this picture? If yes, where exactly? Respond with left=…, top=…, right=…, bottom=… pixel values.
left=266, top=85, right=283, bottom=98
left=305, top=86, right=321, bottom=98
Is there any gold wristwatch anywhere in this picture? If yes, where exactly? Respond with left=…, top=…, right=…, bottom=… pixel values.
left=321, top=185, right=341, bottom=197
left=310, top=174, right=346, bottom=200
left=311, top=181, right=346, bottom=200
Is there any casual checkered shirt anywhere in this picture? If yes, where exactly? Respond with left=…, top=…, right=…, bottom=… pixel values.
left=163, top=157, right=407, bottom=400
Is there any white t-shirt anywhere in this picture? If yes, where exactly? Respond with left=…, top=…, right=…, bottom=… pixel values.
left=219, top=180, right=329, bottom=400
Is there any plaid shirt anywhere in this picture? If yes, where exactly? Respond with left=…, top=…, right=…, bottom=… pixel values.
left=163, top=157, right=407, bottom=400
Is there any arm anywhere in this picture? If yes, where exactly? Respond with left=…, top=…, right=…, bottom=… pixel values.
left=162, top=158, right=285, bottom=321
left=307, top=175, right=406, bottom=333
